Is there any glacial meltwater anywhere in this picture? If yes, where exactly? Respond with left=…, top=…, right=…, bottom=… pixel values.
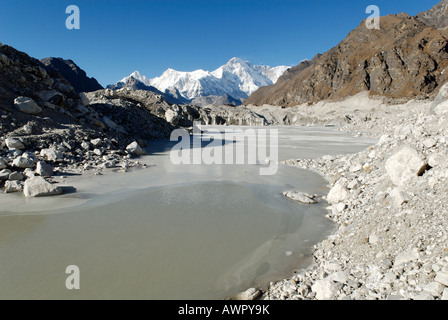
left=0, top=126, right=376, bottom=299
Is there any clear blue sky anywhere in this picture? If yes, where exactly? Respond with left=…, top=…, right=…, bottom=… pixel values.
left=0, top=0, right=440, bottom=86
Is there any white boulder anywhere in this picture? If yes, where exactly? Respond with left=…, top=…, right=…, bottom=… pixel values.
left=326, top=183, right=349, bottom=204
left=14, top=96, right=42, bottom=115
left=40, top=148, right=63, bottom=162
left=4, top=180, right=23, bottom=193
left=23, top=176, right=62, bottom=197
left=165, top=109, right=180, bottom=125
left=311, top=279, right=340, bottom=300
left=126, top=141, right=146, bottom=156
left=385, top=147, right=427, bottom=187
left=5, top=137, right=25, bottom=150
left=394, top=248, right=420, bottom=266
left=423, top=282, right=445, bottom=297
left=435, top=272, right=448, bottom=287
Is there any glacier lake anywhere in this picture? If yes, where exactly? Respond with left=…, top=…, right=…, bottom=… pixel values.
left=0, top=126, right=376, bottom=299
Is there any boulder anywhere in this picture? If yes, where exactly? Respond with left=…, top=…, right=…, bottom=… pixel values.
left=435, top=272, right=448, bottom=287
left=424, top=282, right=445, bottom=297
left=326, top=272, right=349, bottom=284
left=35, top=161, right=54, bottom=177
left=311, top=279, right=341, bottom=300
left=434, top=100, right=448, bottom=115
left=5, top=137, right=25, bottom=150
left=90, top=138, right=102, bottom=147
left=283, top=191, right=317, bottom=204
left=385, top=147, right=427, bottom=187
left=81, top=141, right=91, bottom=150
left=12, top=156, right=35, bottom=169
left=423, top=138, right=437, bottom=148
left=23, top=168, right=36, bottom=179
left=8, top=171, right=24, bottom=181
left=394, top=248, right=420, bottom=266
left=0, top=169, right=12, bottom=180
left=350, top=163, right=363, bottom=172
left=165, top=109, right=180, bottom=125
left=37, top=90, right=61, bottom=102
left=236, top=288, right=261, bottom=300
left=14, top=97, right=42, bottom=115
left=334, top=202, right=347, bottom=213
left=4, top=180, right=23, bottom=193
left=442, top=289, right=448, bottom=301
left=0, top=157, right=7, bottom=170
left=326, top=183, right=349, bottom=204
left=23, top=176, right=62, bottom=197
left=126, top=141, right=146, bottom=156
left=347, top=179, right=359, bottom=190
left=40, top=147, right=63, bottom=162
left=432, top=82, right=448, bottom=115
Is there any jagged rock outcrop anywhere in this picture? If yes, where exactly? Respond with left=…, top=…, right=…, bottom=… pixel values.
left=245, top=9, right=448, bottom=107
left=40, top=57, right=103, bottom=93
left=190, top=94, right=242, bottom=107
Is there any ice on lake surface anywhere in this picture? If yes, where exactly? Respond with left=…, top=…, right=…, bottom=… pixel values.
left=0, top=126, right=376, bottom=299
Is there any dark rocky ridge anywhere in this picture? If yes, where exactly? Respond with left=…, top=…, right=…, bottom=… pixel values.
left=40, top=57, right=103, bottom=93
left=245, top=3, right=448, bottom=107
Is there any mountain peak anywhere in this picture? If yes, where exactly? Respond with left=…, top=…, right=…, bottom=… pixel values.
left=111, top=59, right=289, bottom=102
left=130, top=70, right=143, bottom=76
left=120, top=70, right=150, bottom=85
left=227, top=57, right=247, bottom=64
left=416, top=0, right=448, bottom=29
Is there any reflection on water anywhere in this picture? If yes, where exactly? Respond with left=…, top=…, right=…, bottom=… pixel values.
left=0, top=126, right=376, bottom=300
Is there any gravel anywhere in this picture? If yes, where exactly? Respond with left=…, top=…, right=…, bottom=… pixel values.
left=257, top=98, right=448, bottom=300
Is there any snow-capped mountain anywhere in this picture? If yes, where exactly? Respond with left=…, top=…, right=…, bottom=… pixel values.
left=119, top=71, right=151, bottom=85
left=113, top=58, right=289, bottom=103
